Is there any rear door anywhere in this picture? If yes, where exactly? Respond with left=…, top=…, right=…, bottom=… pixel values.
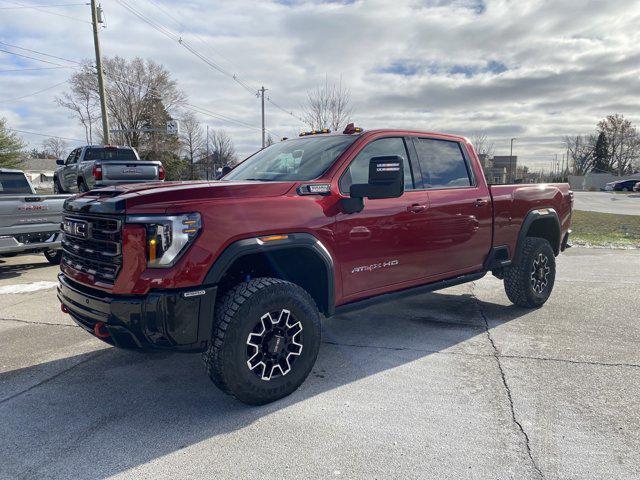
left=334, top=136, right=430, bottom=298
left=411, top=137, right=492, bottom=276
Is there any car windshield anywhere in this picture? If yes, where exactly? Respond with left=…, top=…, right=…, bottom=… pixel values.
left=0, top=172, right=32, bottom=194
left=223, top=135, right=357, bottom=182
left=84, top=148, right=137, bottom=161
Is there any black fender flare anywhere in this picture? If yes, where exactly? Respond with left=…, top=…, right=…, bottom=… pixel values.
left=203, top=232, right=336, bottom=315
left=513, top=208, right=561, bottom=264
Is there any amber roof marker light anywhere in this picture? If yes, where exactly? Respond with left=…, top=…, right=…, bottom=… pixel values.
left=343, top=123, right=363, bottom=134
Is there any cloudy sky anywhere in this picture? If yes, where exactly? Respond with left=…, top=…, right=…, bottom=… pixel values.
left=1, top=0, right=639, bottom=170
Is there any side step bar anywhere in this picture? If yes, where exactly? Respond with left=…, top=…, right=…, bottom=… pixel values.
left=333, top=271, right=486, bottom=316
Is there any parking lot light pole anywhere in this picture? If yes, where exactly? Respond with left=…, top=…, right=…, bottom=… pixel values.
left=510, top=138, right=516, bottom=182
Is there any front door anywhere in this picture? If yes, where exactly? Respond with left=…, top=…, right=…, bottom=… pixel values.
left=334, top=137, right=430, bottom=298
left=62, top=148, right=80, bottom=191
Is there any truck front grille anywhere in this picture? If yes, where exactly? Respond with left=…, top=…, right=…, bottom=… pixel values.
left=61, top=215, right=122, bottom=285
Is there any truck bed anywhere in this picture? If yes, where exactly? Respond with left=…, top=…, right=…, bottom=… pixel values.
left=489, top=183, right=572, bottom=257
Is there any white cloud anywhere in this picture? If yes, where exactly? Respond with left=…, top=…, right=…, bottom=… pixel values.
left=1, top=0, right=639, bottom=170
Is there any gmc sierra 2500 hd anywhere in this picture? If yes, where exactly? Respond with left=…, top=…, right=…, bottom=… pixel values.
left=58, top=125, right=572, bottom=405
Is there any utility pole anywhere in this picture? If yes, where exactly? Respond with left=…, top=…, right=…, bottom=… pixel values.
left=259, top=86, right=266, bottom=148
left=91, top=0, right=109, bottom=144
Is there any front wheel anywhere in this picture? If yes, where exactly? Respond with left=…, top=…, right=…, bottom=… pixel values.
left=203, top=278, right=321, bottom=405
left=44, top=249, right=62, bottom=264
left=503, top=237, right=556, bottom=308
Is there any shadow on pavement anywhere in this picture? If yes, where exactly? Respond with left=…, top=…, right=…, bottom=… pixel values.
left=0, top=290, right=528, bottom=478
left=0, top=256, right=53, bottom=281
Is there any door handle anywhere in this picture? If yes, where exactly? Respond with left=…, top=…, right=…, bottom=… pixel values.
left=407, top=203, right=427, bottom=213
left=474, top=199, right=488, bottom=207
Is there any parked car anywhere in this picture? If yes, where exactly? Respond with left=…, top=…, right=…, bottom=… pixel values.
left=58, top=125, right=572, bottom=405
left=604, top=179, right=640, bottom=191
left=633, top=181, right=640, bottom=192
left=0, top=168, right=68, bottom=264
left=54, top=145, right=165, bottom=193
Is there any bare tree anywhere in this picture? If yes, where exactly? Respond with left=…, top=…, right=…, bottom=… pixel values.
left=563, top=134, right=596, bottom=175
left=42, top=137, right=68, bottom=160
left=179, top=111, right=204, bottom=176
left=57, top=56, right=185, bottom=150
left=210, top=129, right=236, bottom=166
left=597, top=114, right=640, bottom=175
left=56, top=61, right=98, bottom=144
left=302, top=77, right=353, bottom=131
left=470, top=133, right=495, bottom=158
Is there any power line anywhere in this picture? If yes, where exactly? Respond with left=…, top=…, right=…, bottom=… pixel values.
left=3, top=0, right=90, bottom=23
left=0, top=2, right=87, bottom=9
left=8, top=128, right=85, bottom=142
left=102, top=71, right=275, bottom=135
left=114, top=0, right=258, bottom=95
left=0, top=79, right=68, bottom=103
left=0, top=47, right=79, bottom=67
left=0, top=40, right=82, bottom=65
left=0, top=65, right=75, bottom=72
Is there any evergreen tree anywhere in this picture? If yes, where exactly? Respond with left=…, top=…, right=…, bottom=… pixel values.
left=0, top=118, right=25, bottom=168
left=593, top=131, right=610, bottom=173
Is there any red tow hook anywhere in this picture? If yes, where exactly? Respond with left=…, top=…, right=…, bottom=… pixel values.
left=60, top=303, right=69, bottom=314
left=94, top=321, right=110, bottom=339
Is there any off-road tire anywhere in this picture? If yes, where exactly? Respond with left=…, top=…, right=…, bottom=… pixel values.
left=44, top=249, right=62, bottom=264
left=503, top=237, right=556, bottom=308
left=53, top=178, right=65, bottom=194
left=203, top=277, right=321, bottom=405
left=78, top=179, right=89, bottom=192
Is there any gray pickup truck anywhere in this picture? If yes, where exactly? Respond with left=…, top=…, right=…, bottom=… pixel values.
left=54, top=145, right=165, bottom=193
left=0, top=169, right=68, bottom=264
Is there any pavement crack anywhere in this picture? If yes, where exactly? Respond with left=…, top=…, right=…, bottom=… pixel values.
left=0, top=350, right=108, bottom=406
left=470, top=284, right=545, bottom=480
left=0, top=317, right=78, bottom=328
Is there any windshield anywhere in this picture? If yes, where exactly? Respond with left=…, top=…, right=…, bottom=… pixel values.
left=0, top=172, right=32, bottom=194
left=84, top=148, right=138, bottom=161
left=224, top=135, right=357, bottom=182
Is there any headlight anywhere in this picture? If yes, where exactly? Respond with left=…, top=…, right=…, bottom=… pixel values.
left=127, top=213, right=201, bottom=268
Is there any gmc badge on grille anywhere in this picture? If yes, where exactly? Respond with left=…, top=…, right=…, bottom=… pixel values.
left=63, top=219, right=90, bottom=239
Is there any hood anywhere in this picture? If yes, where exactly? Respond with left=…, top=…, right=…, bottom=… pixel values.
left=63, top=180, right=296, bottom=215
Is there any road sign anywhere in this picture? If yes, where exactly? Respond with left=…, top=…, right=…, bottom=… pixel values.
left=166, top=120, right=180, bottom=135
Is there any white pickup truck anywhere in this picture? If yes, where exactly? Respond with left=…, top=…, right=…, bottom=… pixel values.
left=53, top=145, right=165, bottom=193
left=0, top=169, right=68, bottom=264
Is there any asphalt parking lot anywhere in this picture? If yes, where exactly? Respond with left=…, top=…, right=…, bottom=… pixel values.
left=573, top=191, right=640, bottom=215
left=1, top=249, right=639, bottom=480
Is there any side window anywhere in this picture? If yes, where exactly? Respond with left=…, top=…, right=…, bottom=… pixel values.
left=414, top=138, right=472, bottom=188
left=66, top=149, right=80, bottom=165
left=339, top=137, right=413, bottom=193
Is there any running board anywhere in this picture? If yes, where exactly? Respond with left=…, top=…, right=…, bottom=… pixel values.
left=332, top=271, right=487, bottom=316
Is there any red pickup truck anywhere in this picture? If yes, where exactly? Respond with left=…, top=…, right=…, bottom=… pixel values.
left=58, top=125, right=572, bottom=405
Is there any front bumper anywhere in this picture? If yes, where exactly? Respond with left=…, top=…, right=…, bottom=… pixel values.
left=0, top=232, right=61, bottom=254
left=57, top=274, right=216, bottom=352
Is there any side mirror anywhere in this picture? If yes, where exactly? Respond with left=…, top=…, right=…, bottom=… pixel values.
left=220, top=165, right=232, bottom=176
left=340, top=155, right=405, bottom=214
left=350, top=155, right=404, bottom=200
left=56, top=159, right=65, bottom=166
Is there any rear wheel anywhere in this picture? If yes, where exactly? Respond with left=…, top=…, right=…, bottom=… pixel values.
left=53, top=177, right=65, bottom=194
left=78, top=179, right=89, bottom=192
left=203, top=277, right=321, bottom=405
left=503, top=237, right=556, bottom=308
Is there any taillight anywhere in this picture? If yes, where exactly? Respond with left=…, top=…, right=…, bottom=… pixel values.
left=93, top=163, right=103, bottom=181
left=158, top=164, right=166, bottom=180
